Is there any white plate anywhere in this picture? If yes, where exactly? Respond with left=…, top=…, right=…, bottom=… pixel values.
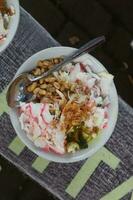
left=9, top=47, right=118, bottom=163
left=0, top=0, right=20, bottom=53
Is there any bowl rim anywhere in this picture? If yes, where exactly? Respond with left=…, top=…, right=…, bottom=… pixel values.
left=9, top=46, right=118, bottom=163
left=0, top=0, right=20, bottom=53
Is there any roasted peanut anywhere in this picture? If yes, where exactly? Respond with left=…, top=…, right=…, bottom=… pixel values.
left=37, top=61, right=44, bottom=67
left=27, top=82, right=37, bottom=92
left=41, top=68, right=45, bottom=73
left=45, top=77, right=50, bottom=83
left=40, top=65, right=48, bottom=70
left=40, top=83, right=47, bottom=89
left=53, top=58, right=59, bottom=64
left=46, top=83, right=52, bottom=87
left=39, top=78, right=44, bottom=85
left=39, top=89, right=46, bottom=96
left=33, top=87, right=40, bottom=94
left=43, top=60, right=51, bottom=67
left=49, top=87, right=55, bottom=93
left=45, top=77, right=56, bottom=83
left=33, top=68, right=41, bottom=76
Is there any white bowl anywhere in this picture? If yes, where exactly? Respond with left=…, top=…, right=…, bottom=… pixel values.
left=0, top=0, right=20, bottom=53
left=9, top=47, right=118, bottom=163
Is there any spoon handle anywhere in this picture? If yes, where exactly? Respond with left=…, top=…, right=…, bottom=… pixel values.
left=28, top=36, right=105, bottom=82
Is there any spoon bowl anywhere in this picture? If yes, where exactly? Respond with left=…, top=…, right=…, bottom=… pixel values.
left=6, top=73, right=33, bottom=108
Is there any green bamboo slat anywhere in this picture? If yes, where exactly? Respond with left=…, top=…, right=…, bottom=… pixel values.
left=100, top=177, right=133, bottom=200
left=32, top=156, right=50, bottom=173
left=9, top=136, right=25, bottom=155
left=66, top=147, right=120, bottom=198
left=0, top=87, right=9, bottom=116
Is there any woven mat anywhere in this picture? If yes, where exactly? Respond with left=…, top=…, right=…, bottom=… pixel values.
left=0, top=8, right=133, bottom=200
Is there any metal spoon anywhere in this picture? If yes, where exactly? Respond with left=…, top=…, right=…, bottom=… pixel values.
left=6, top=36, right=105, bottom=108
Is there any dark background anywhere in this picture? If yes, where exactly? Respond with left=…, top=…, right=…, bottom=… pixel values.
left=0, top=0, right=133, bottom=199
